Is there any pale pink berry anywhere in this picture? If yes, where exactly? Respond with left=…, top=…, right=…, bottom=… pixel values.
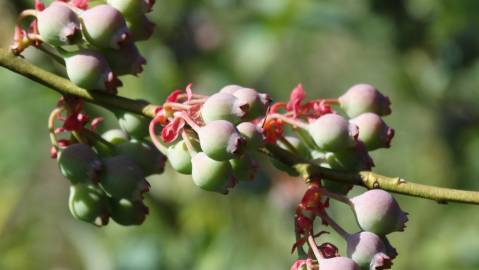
left=308, top=113, right=359, bottom=152
left=351, top=189, right=408, bottom=235
left=339, top=84, right=391, bottom=118
left=319, top=257, right=360, bottom=270
left=347, top=231, right=392, bottom=269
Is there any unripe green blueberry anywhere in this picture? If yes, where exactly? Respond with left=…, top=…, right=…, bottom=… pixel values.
left=350, top=189, right=408, bottom=235
left=308, top=113, right=358, bottom=152
left=237, top=122, right=263, bottom=151
left=271, top=136, right=310, bottom=176
left=99, top=155, right=149, bottom=200
left=115, top=140, right=166, bottom=176
left=318, top=257, right=360, bottom=270
left=81, top=4, right=130, bottom=49
left=125, top=15, right=155, bottom=42
left=109, top=198, right=148, bottom=226
left=116, top=111, right=150, bottom=139
left=323, top=143, right=374, bottom=172
left=102, top=43, right=146, bottom=76
left=339, top=84, right=391, bottom=118
left=350, top=113, right=394, bottom=151
left=198, top=120, right=245, bottom=161
left=226, top=87, right=270, bottom=120
left=167, top=140, right=199, bottom=175
left=37, top=2, right=82, bottom=46
left=57, top=143, right=102, bottom=184
left=191, top=152, right=236, bottom=194
left=64, top=49, right=121, bottom=91
left=102, top=129, right=129, bottom=145
left=68, top=183, right=110, bottom=226
left=201, top=93, right=248, bottom=124
left=347, top=231, right=391, bottom=270
left=106, top=0, right=151, bottom=18
left=230, top=155, right=257, bottom=181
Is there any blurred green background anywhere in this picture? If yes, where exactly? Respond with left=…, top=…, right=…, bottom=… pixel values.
left=1, top=0, right=479, bottom=269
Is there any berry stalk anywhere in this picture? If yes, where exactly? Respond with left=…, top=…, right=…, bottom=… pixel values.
left=2, top=47, right=479, bottom=205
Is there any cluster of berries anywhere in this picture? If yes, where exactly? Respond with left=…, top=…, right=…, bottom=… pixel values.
left=274, top=85, right=405, bottom=270
left=149, top=85, right=271, bottom=194
left=49, top=98, right=165, bottom=226
left=12, top=0, right=155, bottom=93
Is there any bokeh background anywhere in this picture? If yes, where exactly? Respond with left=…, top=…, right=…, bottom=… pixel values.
left=1, top=0, right=479, bottom=269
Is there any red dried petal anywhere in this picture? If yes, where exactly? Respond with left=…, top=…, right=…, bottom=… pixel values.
left=318, top=242, right=340, bottom=258
left=287, top=84, right=306, bottom=118
left=186, top=83, right=193, bottom=102
left=270, top=102, right=287, bottom=113
left=35, top=0, right=45, bottom=11
left=91, top=117, right=103, bottom=130
left=295, top=215, right=313, bottom=234
left=72, top=0, right=89, bottom=9
left=263, top=119, right=284, bottom=143
left=166, top=89, right=183, bottom=102
left=161, top=117, right=185, bottom=143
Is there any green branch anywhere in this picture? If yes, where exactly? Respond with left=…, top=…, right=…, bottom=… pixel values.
left=2, top=47, right=479, bottom=204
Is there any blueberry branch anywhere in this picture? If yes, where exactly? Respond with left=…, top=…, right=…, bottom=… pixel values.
left=2, top=47, right=479, bottom=205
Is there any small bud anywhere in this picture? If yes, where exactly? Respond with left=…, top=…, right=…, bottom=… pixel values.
left=191, top=152, right=236, bottom=194
left=69, top=183, right=110, bottom=227
left=350, top=113, right=394, bottom=151
left=57, top=143, right=102, bottom=184
left=347, top=231, right=392, bottom=269
left=201, top=92, right=248, bottom=124
left=198, top=120, right=245, bottom=161
left=236, top=122, right=263, bottom=150
left=125, top=15, right=155, bottom=42
left=339, top=84, right=391, bottom=118
left=64, top=49, right=121, bottom=91
left=318, top=257, right=360, bottom=270
left=109, top=198, right=149, bottom=226
left=99, top=155, right=149, bottom=200
left=351, top=189, right=408, bottom=235
left=102, top=129, right=129, bottom=145
left=308, top=113, right=358, bottom=152
left=102, top=43, right=146, bottom=76
left=81, top=4, right=130, bottom=49
left=37, top=2, right=82, bottom=46
left=115, top=140, right=166, bottom=176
